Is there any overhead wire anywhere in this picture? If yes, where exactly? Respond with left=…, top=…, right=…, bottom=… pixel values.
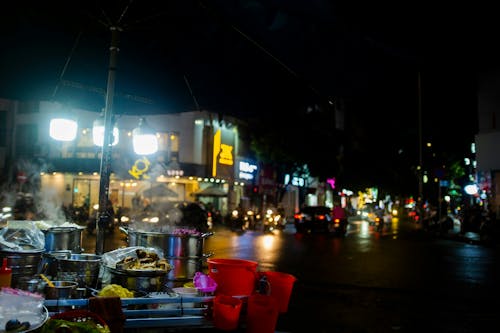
left=197, top=0, right=335, bottom=107
left=51, top=31, right=83, bottom=100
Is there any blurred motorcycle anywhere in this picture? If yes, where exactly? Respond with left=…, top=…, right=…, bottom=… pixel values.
left=228, top=207, right=248, bottom=232
left=262, top=207, right=286, bottom=232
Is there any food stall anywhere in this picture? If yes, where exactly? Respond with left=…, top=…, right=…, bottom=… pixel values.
left=0, top=220, right=220, bottom=332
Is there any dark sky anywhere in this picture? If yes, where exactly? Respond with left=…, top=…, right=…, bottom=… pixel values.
left=0, top=2, right=491, bottom=111
left=1, top=0, right=497, bottom=178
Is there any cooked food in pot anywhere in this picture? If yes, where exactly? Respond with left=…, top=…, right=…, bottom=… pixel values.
left=115, top=249, right=171, bottom=271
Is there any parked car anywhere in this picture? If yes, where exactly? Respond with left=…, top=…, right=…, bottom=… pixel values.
left=293, top=206, right=333, bottom=234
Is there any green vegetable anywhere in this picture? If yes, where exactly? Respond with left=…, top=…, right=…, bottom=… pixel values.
left=40, top=318, right=110, bottom=333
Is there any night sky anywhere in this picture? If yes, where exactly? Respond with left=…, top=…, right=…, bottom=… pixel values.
left=1, top=0, right=497, bottom=192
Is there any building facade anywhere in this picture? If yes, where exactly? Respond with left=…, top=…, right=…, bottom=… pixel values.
left=475, top=68, right=500, bottom=216
left=0, top=99, right=262, bottom=220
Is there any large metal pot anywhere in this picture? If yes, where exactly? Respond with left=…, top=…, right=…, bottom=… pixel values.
left=165, top=256, right=205, bottom=281
left=0, top=249, right=44, bottom=288
left=125, top=229, right=213, bottom=258
left=57, top=253, right=102, bottom=289
left=105, top=266, right=169, bottom=292
left=40, top=250, right=72, bottom=278
left=43, top=226, right=84, bottom=253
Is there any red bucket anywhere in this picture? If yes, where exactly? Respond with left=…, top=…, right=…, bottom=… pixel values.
left=245, top=294, right=279, bottom=333
left=261, top=271, right=297, bottom=313
left=212, top=295, right=243, bottom=331
left=208, top=258, right=258, bottom=296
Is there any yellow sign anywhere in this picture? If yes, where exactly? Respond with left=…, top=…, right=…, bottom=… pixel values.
left=212, top=129, right=234, bottom=177
left=128, top=157, right=151, bottom=180
left=219, top=144, right=233, bottom=165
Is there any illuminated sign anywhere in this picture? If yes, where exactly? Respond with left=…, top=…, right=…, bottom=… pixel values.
left=128, top=157, right=151, bottom=180
left=284, top=174, right=305, bottom=187
left=212, top=129, right=234, bottom=177
left=238, top=161, right=258, bottom=180
left=167, top=169, right=184, bottom=177
left=219, top=144, right=233, bottom=165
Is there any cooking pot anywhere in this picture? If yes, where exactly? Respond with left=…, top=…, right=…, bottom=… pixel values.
left=165, top=256, right=205, bottom=281
left=105, top=266, right=170, bottom=293
left=43, top=226, right=84, bottom=253
left=40, top=250, right=72, bottom=278
left=125, top=229, right=213, bottom=258
left=0, top=249, right=44, bottom=288
left=57, top=253, right=102, bottom=289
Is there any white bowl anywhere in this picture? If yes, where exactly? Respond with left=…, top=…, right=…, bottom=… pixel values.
left=172, top=287, right=198, bottom=308
left=148, top=291, right=180, bottom=309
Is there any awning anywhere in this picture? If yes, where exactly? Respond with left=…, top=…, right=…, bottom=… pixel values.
left=194, top=186, right=227, bottom=197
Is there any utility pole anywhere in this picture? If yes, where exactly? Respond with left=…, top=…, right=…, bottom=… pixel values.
left=417, top=72, right=423, bottom=205
left=96, top=26, right=121, bottom=255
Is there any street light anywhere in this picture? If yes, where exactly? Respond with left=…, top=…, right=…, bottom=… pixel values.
left=49, top=118, right=78, bottom=141
left=132, top=118, right=158, bottom=155
left=50, top=25, right=159, bottom=254
left=93, top=113, right=119, bottom=146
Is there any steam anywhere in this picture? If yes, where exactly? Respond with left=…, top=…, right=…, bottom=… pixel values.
left=36, top=186, right=67, bottom=223
left=0, top=158, right=67, bottom=224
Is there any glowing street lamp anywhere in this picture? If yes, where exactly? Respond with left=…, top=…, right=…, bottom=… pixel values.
left=92, top=114, right=119, bottom=146
left=464, top=183, right=479, bottom=196
left=49, top=118, right=78, bottom=141
left=132, top=118, right=158, bottom=155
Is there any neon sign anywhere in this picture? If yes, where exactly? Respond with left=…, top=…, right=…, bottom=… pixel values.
left=238, top=161, right=258, bottom=180
left=212, top=129, right=234, bottom=177
left=284, top=174, right=305, bottom=187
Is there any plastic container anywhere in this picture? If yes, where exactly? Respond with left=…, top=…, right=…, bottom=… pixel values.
left=212, top=295, right=243, bottom=331
left=245, top=294, right=279, bottom=333
left=193, top=271, right=217, bottom=294
left=260, top=271, right=297, bottom=313
left=172, top=287, right=198, bottom=308
left=0, top=258, right=12, bottom=288
left=207, top=258, right=258, bottom=296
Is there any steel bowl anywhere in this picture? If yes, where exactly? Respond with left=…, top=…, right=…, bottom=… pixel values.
left=44, top=280, right=79, bottom=299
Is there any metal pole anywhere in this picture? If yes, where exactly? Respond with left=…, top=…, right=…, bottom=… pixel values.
left=96, top=26, right=121, bottom=255
left=417, top=72, right=423, bottom=204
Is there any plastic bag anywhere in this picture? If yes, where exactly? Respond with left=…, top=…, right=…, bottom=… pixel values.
left=101, top=246, right=165, bottom=269
left=0, top=221, right=45, bottom=251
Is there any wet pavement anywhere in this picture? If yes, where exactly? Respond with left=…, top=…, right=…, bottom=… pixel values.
left=81, top=222, right=495, bottom=333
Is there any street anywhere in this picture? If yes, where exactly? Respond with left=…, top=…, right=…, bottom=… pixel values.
left=82, top=217, right=500, bottom=332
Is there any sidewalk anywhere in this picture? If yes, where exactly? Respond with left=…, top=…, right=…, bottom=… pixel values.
left=438, top=224, right=481, bottom=244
